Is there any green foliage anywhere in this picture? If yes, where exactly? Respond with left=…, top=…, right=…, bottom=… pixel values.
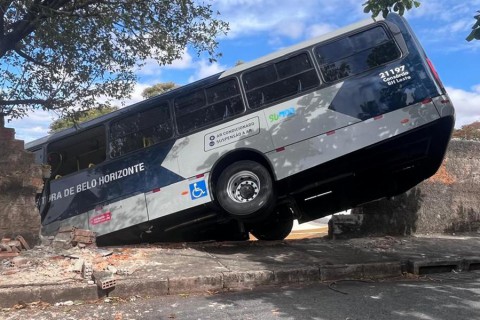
left=466, top=11, right=480, bottom=42
left=142, top=82, right=177, bottom=99
left=0, top=1, right=228, bottom=120
left=452, top=121, right=480, bottom=141
left=362, top=0, right=420, bottom=18
left=49, top=106, right=118, bottom=133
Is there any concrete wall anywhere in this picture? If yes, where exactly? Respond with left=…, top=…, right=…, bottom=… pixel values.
left=351, top=139, right=480, bottom=235
left=0, top=126, right=44, bottom=245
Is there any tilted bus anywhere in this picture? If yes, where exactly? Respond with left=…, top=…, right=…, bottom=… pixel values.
left=26, top=13, right=455, bottom=244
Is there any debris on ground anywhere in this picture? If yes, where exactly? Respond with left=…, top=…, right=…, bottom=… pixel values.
left=0, top=236, right=31, bottom=258
left=50, top=226, right=96, bottom=250
left=0, top=232, right=149, bottom=289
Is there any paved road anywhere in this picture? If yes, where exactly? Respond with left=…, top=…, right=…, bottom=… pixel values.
left=286, top=214, right=339, bottom=239
left=3, top=271, right=480, bottom=320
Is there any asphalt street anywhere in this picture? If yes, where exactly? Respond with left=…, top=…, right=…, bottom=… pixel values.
left=3, top=270, right=480, bottom=320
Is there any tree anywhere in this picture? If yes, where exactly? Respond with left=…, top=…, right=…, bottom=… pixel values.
left=49, top=105, right=118, bottom=133
left=466, top=11, right=480, bottom=42
left=0, top=1, right=228, bottom=123
left=362, top=1, right=479, bottom=42
left=452, top=121, right=480, bottom=141
left=142, top=82, right=177, bottom=99
left=362, top=0, right=420, bottom=18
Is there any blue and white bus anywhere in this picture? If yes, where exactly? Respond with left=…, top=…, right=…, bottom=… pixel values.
left=27, top=13, right=455, bottom=244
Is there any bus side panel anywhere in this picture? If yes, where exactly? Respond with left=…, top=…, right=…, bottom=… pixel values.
left=165, top=113, right=274, bottom=179
left=40, top=141, right=183, bottom=228
left=263, top=84, right=361, bottom=149
left=88, top=193, right=149, bottom=236
left=268, top=101, right=440, bottom=180
left=146, top=173, right=212, bottom=221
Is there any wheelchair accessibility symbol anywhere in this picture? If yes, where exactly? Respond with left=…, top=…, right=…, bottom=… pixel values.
left=189, top=180, right=208, bottom=200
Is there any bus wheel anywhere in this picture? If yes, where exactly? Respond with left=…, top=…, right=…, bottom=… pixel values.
left=250, top=206, right=294, bottom=241
left=215, top=160, right=275, bottom=220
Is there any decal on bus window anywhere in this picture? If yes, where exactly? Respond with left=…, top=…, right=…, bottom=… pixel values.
left=204, top=117, right=260, bottom=151
left=189, top=180, right=208, bottom=200
left=379, top=65, right=411, bottom=86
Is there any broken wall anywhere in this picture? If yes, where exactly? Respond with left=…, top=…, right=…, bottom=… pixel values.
left=0, top=126, right=44, bottom=245
left=351, top=139, right=480, bottom=235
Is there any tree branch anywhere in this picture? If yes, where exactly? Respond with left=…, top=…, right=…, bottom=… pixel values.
left=0, top=1, right=14, bottom=38
left=14, top=45, right=49, bottom=67
left=0, top=98, right=52, bottom=106
left=0, top=0, right=70, bottom=58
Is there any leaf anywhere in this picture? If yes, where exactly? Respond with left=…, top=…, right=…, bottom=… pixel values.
left=404, top=0, right=413, bottom=10
left=382, top=8, right=389, bottom=18
left=466, top=29, right=477, bottom=42
left=475, top=30, right=480, bottom=40
left=398, top=3, right=405, bottom=16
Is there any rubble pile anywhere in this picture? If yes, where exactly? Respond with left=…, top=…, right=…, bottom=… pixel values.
left=48, top=226, right=96, bottom=250
left=0, top=228, right=149, bottom=293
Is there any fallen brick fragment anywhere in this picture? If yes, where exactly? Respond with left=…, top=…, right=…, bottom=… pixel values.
left=73, top=259, right=85, bottom=273
left=82, top=262, right=93, bottom=280
left=15, top=236, right=30, bottom=250
left=97, top=277, right=116, bottom=290
left=51, top=227, right=96, bottom=249
left=11, top=256, right=30, bottom=268
left=93, top=270, right=116, bottom=290
left=0, top=252, right=18, bottom=258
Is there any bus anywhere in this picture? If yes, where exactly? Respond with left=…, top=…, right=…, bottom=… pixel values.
left=26, top=13, right=455, bottom=245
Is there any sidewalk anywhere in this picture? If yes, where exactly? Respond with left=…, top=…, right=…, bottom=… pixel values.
left=1, top=234, right=480, bottom=308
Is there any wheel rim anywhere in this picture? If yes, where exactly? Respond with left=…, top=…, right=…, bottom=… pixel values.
left=226, top=170, right=261, bottom=203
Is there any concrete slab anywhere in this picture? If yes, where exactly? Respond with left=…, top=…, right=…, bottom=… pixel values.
left=203, top=241, right=326, bottom=271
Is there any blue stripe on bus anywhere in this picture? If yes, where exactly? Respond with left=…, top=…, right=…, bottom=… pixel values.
left=41, top=140, right=183, bottom=225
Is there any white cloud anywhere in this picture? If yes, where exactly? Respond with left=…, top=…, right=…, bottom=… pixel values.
left=216, top=0, right=359, bottom=39
left=274, top=21, right=305, bottom=40
left=8, top=109, right=54, bottom=142
left=136, top=49, right=194, bottom=76
left=446, top=85, right=480, bottom=128
left=306, top=23, right=337, bottom=38
left=164, top=49, right=193, bottom=70
left=188, top=60, right=226, bottom=83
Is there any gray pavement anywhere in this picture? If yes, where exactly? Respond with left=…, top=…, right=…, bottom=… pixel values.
left=1, top=234, right=480, bottom=308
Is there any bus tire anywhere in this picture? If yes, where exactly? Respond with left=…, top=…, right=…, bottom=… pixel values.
left=250, top=207, right=294, bottom=241
left=215, top=160, right=275, bottom=220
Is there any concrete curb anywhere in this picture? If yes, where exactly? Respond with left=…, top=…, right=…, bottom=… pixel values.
left=2, top=257, right=478, bottom=308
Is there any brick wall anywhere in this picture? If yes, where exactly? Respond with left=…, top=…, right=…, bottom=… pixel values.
left=0, top=126, right=44, bottom=245
left=351, top=139, right=480, bottom=235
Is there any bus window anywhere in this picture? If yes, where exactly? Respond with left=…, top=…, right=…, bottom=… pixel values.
left=315, top=26, right=401, bottom=82
left=175, top=79, right=244, bottom=134
left=47, top=126, right=106, bottom=177
left=109, top=103, right=173, bottom=158
left=243, top=52, right=320, bottom=109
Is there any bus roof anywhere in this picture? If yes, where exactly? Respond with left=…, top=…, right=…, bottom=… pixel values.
left=25, top=16, right=382, bottom=151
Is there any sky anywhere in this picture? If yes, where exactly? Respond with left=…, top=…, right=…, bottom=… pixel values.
left=9, top=0, right=480, bottom=142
